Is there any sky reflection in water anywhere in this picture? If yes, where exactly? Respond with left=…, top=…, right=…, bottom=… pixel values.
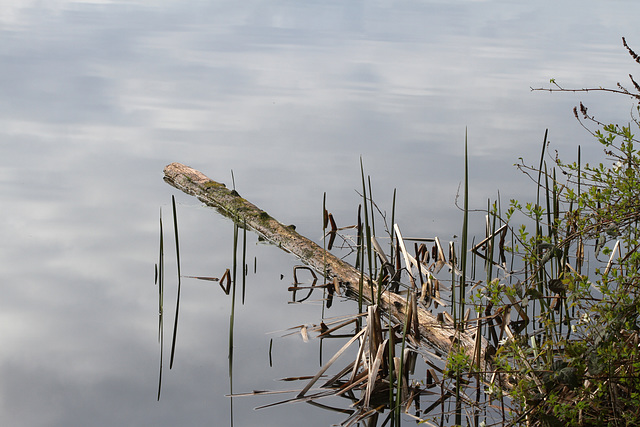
left=0, top=1, right=638, bottom=425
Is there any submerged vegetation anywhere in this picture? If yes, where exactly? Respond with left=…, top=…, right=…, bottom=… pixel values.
left=156, top=38, right=640, bottom=426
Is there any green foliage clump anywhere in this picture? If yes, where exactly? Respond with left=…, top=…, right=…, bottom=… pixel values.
left=498, top=40, right=640, bottom=426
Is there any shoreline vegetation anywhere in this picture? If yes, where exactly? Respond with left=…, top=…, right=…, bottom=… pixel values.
left=157, top=38, right=640, bottom=426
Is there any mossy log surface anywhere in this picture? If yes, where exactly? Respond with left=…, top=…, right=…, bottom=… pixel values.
left=164, top=162, right=488, bottom=364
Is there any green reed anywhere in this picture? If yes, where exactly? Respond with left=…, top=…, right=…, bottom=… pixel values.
left=169, top=195, right=182, bottom=369
left=360, top=157, right=376, bottom=303
left=156, top=208, right=164, bottom=401
left=242, top=219, right=247, bottom=305
left=228, top=219, right=240, bottom=427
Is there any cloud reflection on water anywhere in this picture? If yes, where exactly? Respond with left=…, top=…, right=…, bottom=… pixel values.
left=0, top=1, right=637, bottom=425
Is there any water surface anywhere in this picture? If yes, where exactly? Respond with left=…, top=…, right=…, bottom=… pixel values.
left=0, top=1, right=638, bottom=425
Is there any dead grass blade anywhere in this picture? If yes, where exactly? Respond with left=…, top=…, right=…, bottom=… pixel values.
left=394, top=224, right=415, bottom=279
left=321, top=360, right=356, bottom=388
left=371, top=235, right=390, bottom=265
left=364, top=338, right=388, bottom=408
left=297, top=327, right=367, bottom=398
left=183, top=275, right=219, bottom=281
left=254, top=390, right=337, bottom=410
left=336, top=370, right=368, bottom=396
left=333, top=277, right=341, bottom=296
left=604, top=239, right=621, bottom=275
left=326, top=212, right=338, bottom=250
left=317, top=318, right=358, bottom=338
left=219, top=268, right=231, bottom=294
left=279, top=376, right=318, bottom=382
left=368, top=305, right=383, bottom=360
left=349, top=327, right=368, bottom=384
left=432, top=236, right=447, bottom=274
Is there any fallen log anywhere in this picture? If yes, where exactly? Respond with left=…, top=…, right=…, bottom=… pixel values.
left=163, top=162, right=488, bottom=364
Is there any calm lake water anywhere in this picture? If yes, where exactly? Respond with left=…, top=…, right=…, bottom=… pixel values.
left=1, top=1, right=638, bottom=425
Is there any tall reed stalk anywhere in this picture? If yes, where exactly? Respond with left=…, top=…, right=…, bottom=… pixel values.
left=156, top=208, right=164, bottom=401
left=360, top=158, right=376, bottom=303
left=169, top=195, right=181, bottom=369
left=454, top=130, right=471, bottom=426
left=229, top=220, right=239, bottom=427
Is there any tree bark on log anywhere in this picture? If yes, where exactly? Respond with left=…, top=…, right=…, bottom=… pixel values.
left=163, top=162, right=488, bottom=364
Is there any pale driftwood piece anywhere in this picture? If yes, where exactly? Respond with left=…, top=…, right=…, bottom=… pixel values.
left=163, top=162, right=487, bottom=363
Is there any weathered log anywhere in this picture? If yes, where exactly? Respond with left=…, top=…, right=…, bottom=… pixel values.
left=163, top=162, right=487, bottom=364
